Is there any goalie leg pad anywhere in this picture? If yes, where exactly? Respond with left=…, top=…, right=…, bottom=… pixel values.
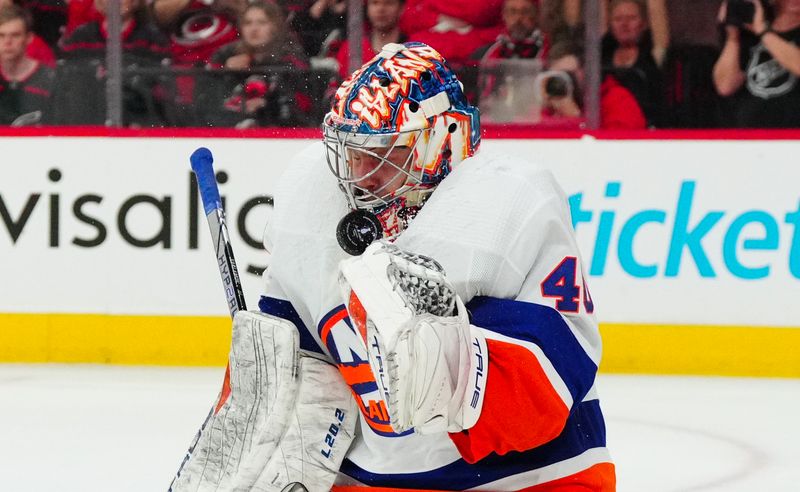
left=170, top=310, right=300, bottom=492
left=170, top=311, right=358, bottom=492
left=248, top=352, right=358, bottom=491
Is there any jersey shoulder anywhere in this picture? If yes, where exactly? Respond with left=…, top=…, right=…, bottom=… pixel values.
left=262, top=142, right=350, bottom=333
left=395, top=150, right=573, bottom=300
left=269, top=141, right=349, bottom=238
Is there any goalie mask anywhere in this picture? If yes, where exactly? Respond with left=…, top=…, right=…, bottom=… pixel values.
left=323, top=42, right=481, bottom=254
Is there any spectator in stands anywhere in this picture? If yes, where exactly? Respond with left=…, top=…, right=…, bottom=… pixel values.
left=59, top=0, right=170, bottom=63
left=333, top=0, right=405, bottom=79
left=601, top=0, right=669, bottom=126
left=284, top=0, right=347, bottom=58
left=662, top=0, right=722, bottom=128
left=473, top=0, right=548, bottom=122
left=151, top=0, right=243, bottom=67
left=538, top=41, right=646, bottom=129
left=400, top=0, right=504, bottom=66
left=474, top=0, right=548, bottom=61
left=541, top=0, right=584, bottom=47
left=713, top=0, right=800, bottom=127
left=540, top=0, right=600, bottom=48
left=56, top=0, right=170, bottom=126
left=0, top=0, right=54, bottom=65
left=21, top=0, right=66, bottom=48
left=208, top=0, right=312, bottom=127
left=0, top=4, right=53, bottom=124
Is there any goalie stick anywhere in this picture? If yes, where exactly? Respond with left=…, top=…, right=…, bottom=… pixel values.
left=171, top=148, right=310, bottom=492
left=168, top=147, right=246, bottom=491
left=171, top=148, right=351, bottom=492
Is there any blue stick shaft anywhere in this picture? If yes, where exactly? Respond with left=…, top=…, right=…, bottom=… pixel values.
left=190, top=147, right=247, bottom=318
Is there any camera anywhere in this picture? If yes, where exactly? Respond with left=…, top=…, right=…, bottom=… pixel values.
left=725, top=0, right=756, bottom=27
left=545, top=74, right=570, bottom=98
left=536, top=70, right=574, bottom=100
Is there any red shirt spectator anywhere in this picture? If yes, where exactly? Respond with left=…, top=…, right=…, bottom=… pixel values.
left=599, top=74, right=647, bottom=128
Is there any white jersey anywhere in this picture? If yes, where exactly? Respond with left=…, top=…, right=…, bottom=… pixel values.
left=260, top=142, right=612, bottom=490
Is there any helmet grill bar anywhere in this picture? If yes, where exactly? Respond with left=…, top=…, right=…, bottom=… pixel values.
left=324, top=124, right=432, bottom=211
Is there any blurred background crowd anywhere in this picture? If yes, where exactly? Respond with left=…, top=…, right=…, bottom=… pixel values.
left=0, top=0, right=798, bottom=129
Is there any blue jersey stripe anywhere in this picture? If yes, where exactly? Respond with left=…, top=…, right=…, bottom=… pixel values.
left=258, top=296, right=324, bottom=354
left=466, top=296, right=598, bottom=407
left=341, top=399, right=607, bottom=489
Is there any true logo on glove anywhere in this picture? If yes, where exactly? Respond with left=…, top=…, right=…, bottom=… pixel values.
left=470, top=338, right=485, bottom=409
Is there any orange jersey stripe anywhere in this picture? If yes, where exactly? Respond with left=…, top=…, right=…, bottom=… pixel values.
left=449, top=339, right=570, bottom=463
left=320, top=308, right=349, bottom=344
left=339, top=363, right=377, bottom=386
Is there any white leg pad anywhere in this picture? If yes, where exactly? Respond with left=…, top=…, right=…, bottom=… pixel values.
left=170, top=311, right=356, bottom=492
left=247, top=353, right=357, bottom=491
left=170, top=310, right=299, bottom=491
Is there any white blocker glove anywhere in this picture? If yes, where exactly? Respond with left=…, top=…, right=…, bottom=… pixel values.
left=338, top=241, right=488, bottom=435
left=170, top=311, right=357, bottom=492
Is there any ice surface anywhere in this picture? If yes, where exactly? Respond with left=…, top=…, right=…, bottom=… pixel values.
left=0, top=365, right=797, bottom=491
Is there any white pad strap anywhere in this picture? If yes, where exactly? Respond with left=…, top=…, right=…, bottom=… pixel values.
left=378, top=42, right=407, bottom=59
left=420, top=91, right=452, bottom=119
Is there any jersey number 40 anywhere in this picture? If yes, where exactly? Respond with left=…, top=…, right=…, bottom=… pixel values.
left=540, top=256, right=594, bottom=314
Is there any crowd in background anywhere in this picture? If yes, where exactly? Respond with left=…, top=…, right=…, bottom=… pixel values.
left=0, top=0, right=798, bottom=128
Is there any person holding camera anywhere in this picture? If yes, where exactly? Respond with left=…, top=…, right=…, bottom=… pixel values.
left=538, top=41, right=646, bottom=129
left=713, top=0, right=800, bottom=127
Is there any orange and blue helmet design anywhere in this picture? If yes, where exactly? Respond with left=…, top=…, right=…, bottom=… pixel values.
left=324, top=42, right=481, bottom=239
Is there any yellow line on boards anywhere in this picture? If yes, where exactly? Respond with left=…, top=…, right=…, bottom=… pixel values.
left=600, top=323, right=800, bottom=378
left=0, top=313, right=230, bottom=366
left=1, top=313, right=798, bottom=377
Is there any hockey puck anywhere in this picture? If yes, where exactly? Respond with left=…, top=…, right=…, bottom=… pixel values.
left=336, top=209, right=383, bottom=255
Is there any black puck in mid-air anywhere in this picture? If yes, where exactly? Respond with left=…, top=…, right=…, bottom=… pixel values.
left=337, top=209, right=383, bottom=255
